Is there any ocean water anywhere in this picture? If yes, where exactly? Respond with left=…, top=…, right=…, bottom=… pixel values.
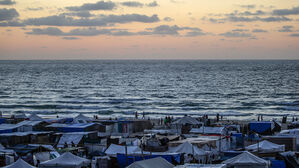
left=0, top=60, right=298, bottom=120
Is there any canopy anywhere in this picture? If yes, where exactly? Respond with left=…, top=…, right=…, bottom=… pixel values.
left=245, top=140, right=285, bottom=153
left=127, top=157, right=174, bottom=168
left=222, top=151, right=268, bottom=167
left=72, top=114, right=92, bottom=124
left=28, top=113, right=44, bottom=121
left=168, top=141, right=206, bottom=156
left=3, top=158, right=36, bottom=168
left=172, top=116, right=201, bottom=125
left=105, top=144, right=141, bottom=156
left=39, top=152, right=90, bottom=168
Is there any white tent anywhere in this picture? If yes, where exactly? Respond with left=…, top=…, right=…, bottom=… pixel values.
left=172, top=116, right=201, bottom=125
left=169, top=141, right=206, bottom=156
left=105, top=144, right=141, bottom=157
left=168, top=141, right=208, bottom=163
left=3, top=158, right=36, bottom=168
left=127, top=157, right=174, bottom=168
left=28, top=113, right=44, bottom=121
left=39, top=152, right=90, bottom=168
left=222, top=151, right=269, bottom=168
left=245, top=140, right=285, bottom=153
left=72, top=114, right=92, bottom=124
left=190, top=127, right=226, bottom=135
left=57, top=134, right=84, bottom=148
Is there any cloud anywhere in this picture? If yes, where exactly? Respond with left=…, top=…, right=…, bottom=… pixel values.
left=238, top=4, right=256, bottom=9
left=227, top=16, right=291, bottom=22
left=252, top=29, right=268, bottom=33
left=219, top=31, right=253, bottom=38
left=24, top=14, right=160, bottom=26
left=66, top=1, right=116, bottom=11
left=232, top=28, right=248, bottom=32
left=273, top=6, right=299, bottom=15
left=147, top=1, right=158, bottom=7
left=140, top=25, right=206, bottom=36
left=0, top=8, right=19, bottom=21
left=289, top=33, right=299, bottom=37
left=0, top=0, right=15, bottom=5
left=0, top=20, right=24, bottom=26
left=26, top=27, right=63, bottom=36
left=121, top=1, right=143, bottom=7
left=63, top=11, right=93, bottom=18
left=62, top=37, right=80, bottom=40
left=163, top=17, right=174, bottom=22
left=25, top=25, right=206, bottom=37
left=278, top=25, right=293, bottom=32
left=26, top=7, right=43, bottom=11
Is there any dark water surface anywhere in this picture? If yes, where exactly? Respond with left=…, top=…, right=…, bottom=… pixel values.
left=0, top=60, right=298, bottom=119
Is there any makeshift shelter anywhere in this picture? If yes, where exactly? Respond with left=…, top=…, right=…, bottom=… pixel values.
left=105, top=144, right=141, bottom=157
left=72, top=114, right=92, bottom=124
left=168, top=141, right=207, bottom=163
left=174, top=164, right=227, bottom=168
left=190, top=127, right=227, bottom=135
left=249, top=122, right=274, bottom=135
left=172, top=116, right=202, bottom=125
left=3, top=158, right=36, bottom=168
left=28, top=114, right=44, bottom=121
left=39, top=152, right=90, bottom=168
left=127, top=157, right=174, bottom=168
left=57, top=134, right=84, bottom=148
left=222, top=151, right=269, bottom=168
left=245, top=140, right=285, bottom=153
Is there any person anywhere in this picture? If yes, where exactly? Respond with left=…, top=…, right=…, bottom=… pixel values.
left=142, top=111, right=145, bottom=119
left=135, top=111, right=138, bottom=119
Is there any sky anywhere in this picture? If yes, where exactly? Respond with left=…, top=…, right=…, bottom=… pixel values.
left=0, top=0, right=298, bottom=60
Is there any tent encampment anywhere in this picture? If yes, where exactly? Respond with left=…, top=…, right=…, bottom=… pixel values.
left=222, top=151, right=269, bottom=168
left=39, top=152, right=90, bottom=168
left=127, top=157, right=174, bottom=168
left=245, top=140, right=285, bottom=153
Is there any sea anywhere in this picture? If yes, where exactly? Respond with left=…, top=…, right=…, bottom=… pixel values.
left=0, top=60, right=298, bottom=120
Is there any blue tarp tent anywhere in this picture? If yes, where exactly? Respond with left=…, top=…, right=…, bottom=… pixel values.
left=271, top=160, right=286, bottom=168
left=117, top=153, right=180, bottom=168
left=249, top=122, right=274, bottom=135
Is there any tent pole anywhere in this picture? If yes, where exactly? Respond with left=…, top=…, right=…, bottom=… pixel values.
left=125, top=143, right=128, bottom=166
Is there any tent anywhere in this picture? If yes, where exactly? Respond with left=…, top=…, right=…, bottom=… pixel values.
left=222, top=151, right=269, bottom=168
left=245, top=140, right=285, bottom=153
left=127, top=157, right=174, bottom=168
left=168, top=141, right=207, bottom=163
left=105, top=144, right=141, bottom=157
left=190, top=127, right=226, bottom=135
left=168, top=141, right=206, bottom=156
left=28, top=114, right=44, bottom=121
left=249, top=122, right=274, bottom=135
left=3, top=158, right=36, bottom=168
left=57, top=134, right=84, bottom=148
left=172, top=116, right=201, bottom=125
left=72, top=114, right=92, bottom=124
left=39, top=152, right=90, bottom=168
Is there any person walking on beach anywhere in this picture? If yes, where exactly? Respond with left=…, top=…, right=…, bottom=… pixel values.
left=135, top=111, right=138, bottom=119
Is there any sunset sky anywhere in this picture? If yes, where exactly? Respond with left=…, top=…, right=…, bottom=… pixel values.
left=0, top=0, right=298, bottom=60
